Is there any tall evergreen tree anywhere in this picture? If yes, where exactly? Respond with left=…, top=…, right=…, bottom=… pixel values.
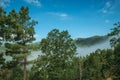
left=0, top=7, right=37, bottom=80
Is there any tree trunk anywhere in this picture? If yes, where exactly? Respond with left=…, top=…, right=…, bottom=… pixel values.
left=24, top=57, right=27, bottom=80
left=79, top=63, right=82, bottom=80
left=79, top=58, right=82, bottom=80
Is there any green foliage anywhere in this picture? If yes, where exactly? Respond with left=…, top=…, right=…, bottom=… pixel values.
left=82, top=49, right=115, bottom=80
left=31, top=29, right=77, bottom=80
left=108, top=22, right=120, bottom=79
left=10, top=66, right=23, bottom=80
left=0, top=52, right=5, bottom=68
left=27, top=42, right=40, bottom=50
left=0, top=6, right=37, bottom=80
left=108, top=22, right=120, bottom=47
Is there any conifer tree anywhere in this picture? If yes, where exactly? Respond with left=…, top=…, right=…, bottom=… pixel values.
left=0, top=7, right=37, bottom=80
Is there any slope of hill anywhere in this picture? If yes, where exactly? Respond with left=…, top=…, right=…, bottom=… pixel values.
left=74, top=35, right=109, bottom=47
left=75, top=35, right=111, bottom=56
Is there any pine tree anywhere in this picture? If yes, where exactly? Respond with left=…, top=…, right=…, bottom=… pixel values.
left=0, top=7, right=37, bottom=80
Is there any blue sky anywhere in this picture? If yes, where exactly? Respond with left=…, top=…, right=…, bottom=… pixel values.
left=0, top=0, right=120, bottom=41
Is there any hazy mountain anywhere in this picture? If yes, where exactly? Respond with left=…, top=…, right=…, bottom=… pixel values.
left=74, top=35, right=109, bottom=47
left=75, top=35, right=111, bottom=56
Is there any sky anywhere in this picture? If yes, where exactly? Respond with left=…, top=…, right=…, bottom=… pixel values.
left=0, top=0, right=120, bottom=42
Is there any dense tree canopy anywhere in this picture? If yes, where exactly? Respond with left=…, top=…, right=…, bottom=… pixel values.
left=31, top=29, right=77, bottom=80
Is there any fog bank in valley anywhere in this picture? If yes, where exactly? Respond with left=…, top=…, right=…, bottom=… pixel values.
left=77, top=39, right=111, bottom=56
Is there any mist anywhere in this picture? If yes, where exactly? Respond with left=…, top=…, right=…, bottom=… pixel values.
left=77, top=38, right=111, bottom=56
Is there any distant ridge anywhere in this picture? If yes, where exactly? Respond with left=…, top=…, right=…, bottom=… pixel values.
left=74, top=35, right=109, bottom=47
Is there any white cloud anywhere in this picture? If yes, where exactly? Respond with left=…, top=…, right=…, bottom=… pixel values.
left=47, top=12, right=69, bottom=20
left=101, top=9, right=107, bottom=13
left=100, top=1, right=113, bottom=14
left=59, top=13, right=68, bottom=17
left=0, top=0, right=10, bottom=7
left=24, top=0, right=41, bottom=7
left=105, top=19, right=110, bottom=23
left=106, top=2, right=111, bottom=8
left=48, top=12, right=68, bottom=17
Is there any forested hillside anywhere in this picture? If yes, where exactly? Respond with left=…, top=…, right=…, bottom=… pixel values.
left=75, top=35, right=109, bottom=47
